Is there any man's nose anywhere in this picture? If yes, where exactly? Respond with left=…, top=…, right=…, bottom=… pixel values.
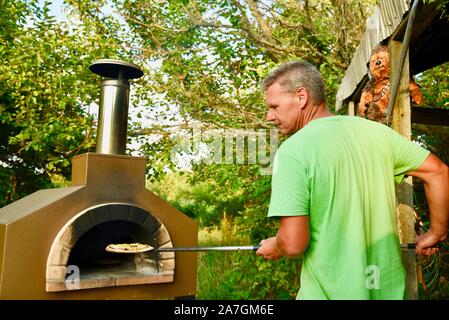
left=266, top=111, right=275, bottom=121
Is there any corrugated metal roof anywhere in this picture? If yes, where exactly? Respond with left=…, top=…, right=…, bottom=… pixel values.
left=336, top=0, right=411, bottom=110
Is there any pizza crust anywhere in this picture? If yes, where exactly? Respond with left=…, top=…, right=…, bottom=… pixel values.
left=105, top=243, right=154, bottom=253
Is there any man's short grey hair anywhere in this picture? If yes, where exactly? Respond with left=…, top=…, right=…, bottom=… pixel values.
left=261, top=61, right=326, bottom=105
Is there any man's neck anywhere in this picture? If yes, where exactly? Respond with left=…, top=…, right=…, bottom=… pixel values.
left=296, top=103, right=334, bottom=130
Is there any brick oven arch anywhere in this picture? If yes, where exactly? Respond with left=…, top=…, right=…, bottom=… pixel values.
left=46, top=203, right=175, bottom=292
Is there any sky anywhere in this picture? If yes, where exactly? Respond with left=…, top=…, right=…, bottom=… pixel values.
left=42, top=0, right=115, bottom=21
left=42, top=0, right=67, bottom=21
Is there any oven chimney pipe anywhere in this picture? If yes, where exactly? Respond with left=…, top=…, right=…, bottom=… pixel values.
left=89, top=59, right=143, bottom=155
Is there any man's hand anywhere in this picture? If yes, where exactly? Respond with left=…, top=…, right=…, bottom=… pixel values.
left=416, top=230, right=445, bottom=256
left=257, top=216, right=309, bottom=260
left=256, top=237, right=283, bottom=260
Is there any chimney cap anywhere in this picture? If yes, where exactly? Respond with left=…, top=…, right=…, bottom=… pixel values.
left=89, top=59, right=143, bottom=80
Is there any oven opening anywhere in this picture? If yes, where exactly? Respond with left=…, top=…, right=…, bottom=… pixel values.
left=67, top=220, right=160, bottom=279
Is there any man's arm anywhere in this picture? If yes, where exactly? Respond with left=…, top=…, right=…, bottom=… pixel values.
left=256, top=216, right=310, bottom=260
left=407, top=153, right=449, bottom=255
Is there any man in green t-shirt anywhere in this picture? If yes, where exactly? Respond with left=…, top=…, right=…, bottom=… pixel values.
left=256, top=61, right=449, bottom=299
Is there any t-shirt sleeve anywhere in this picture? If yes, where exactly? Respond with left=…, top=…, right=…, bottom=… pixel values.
left=267, top=147, right=310, bottom=218
left=388, top=129, right=430, bottom=184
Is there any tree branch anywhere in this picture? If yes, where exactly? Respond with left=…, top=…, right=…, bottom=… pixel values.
left=242, top=0, right=276, bottom=43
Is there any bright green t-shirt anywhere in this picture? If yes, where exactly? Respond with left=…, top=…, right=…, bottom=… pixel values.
left=268, top=115, right=430, bottom=300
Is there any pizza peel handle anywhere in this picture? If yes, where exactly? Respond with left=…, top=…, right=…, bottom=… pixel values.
left=156, top=245, right=261, bottom=252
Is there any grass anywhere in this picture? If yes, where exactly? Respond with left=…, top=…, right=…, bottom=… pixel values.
left=196, top=223, right=256, bottom=299
left=196, top=227, right=232, bottom=299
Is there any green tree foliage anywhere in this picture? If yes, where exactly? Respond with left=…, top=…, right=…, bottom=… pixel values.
left=424, top=0, right=449, bottom=15
left=414, top=62, right=449, bottom=162
left=118, top=0, right=373, bottom=128
left=0, top=0, right=124, bottom=206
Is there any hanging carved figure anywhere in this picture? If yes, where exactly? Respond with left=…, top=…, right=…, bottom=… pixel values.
left=358, top=45, right=424, bottom=124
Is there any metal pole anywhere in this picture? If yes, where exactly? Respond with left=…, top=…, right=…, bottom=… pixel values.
left=96, top=78, right=130, bottom=154
left=156, top=245, right=261, bottom=252
left=89, top=59, right=143, bottom=155
left=386, top=0, right=420, bottom=125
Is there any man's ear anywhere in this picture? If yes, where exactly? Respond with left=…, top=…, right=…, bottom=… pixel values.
left=296, top=87, right=308, bottom=109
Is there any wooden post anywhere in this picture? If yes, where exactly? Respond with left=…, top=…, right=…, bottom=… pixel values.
left=389, top=40, right=418, bottom=300
left=348, top=101, right=355, bottom=116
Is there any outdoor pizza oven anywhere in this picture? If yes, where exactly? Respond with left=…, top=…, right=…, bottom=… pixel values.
left=0, top=60, right=197, bottom=299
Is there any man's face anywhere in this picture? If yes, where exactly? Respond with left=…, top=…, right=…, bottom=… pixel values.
left=265, top=82, right=301, bottom=135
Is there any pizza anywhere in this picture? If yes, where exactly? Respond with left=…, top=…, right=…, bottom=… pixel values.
left=106, top=243, right=153, bottom=253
